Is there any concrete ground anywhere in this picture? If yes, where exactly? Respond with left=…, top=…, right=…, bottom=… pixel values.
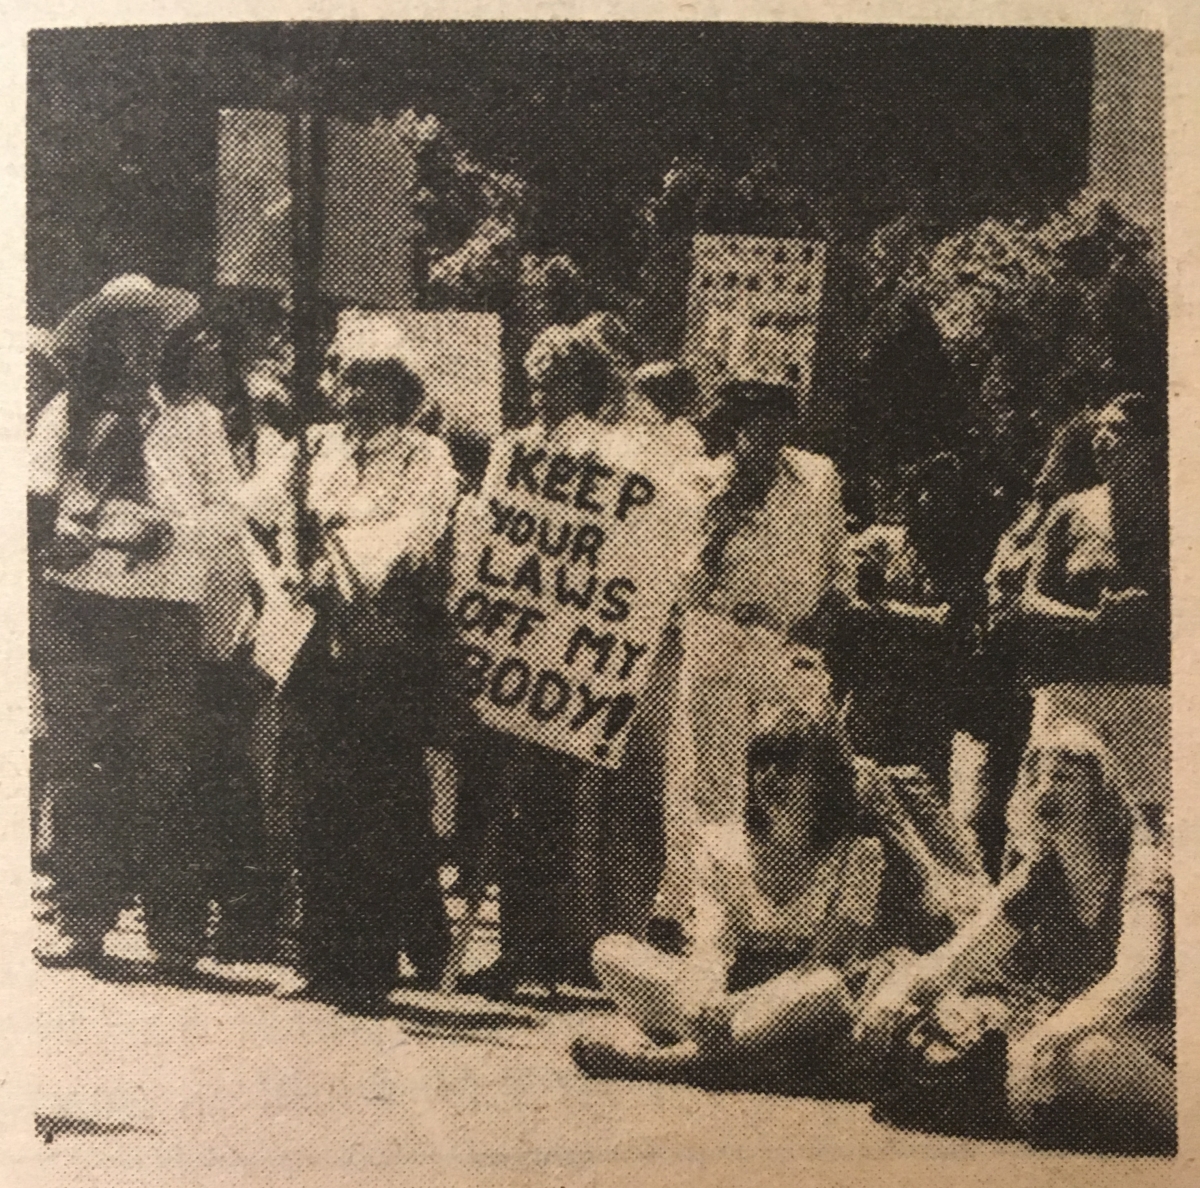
left=34, top=956, right=1181, bottom=1188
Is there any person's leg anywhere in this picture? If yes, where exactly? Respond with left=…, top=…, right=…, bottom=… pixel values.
left=579, top=943, right=857, bottom=1089
left=448, top=728, right=507, bottom=896
left=47, top=773, right=128, bottom=956
left=39, top=655, right=132, bottom=958
left=312, top=760, right=409, bottom=1000
left=599, top=626, right=680, bottom=942
left=135, top=615, right=211, bottom=968
left=1013, top=1028, right=1176, bottom=1154
left=591, top=933, right=699, bottom=1043
left=390, top=776, right=452, bottom=990
left=572, top=933, right=714, bottom=1081
left=200, top=656, right=282, bottom=964
left=726, top=965, right=853, bottom=1052
left=1009, top=1025, right=1176, bottom=1153
left=501, top=746, right=583, bottom=987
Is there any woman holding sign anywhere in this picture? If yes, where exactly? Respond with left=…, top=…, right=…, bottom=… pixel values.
left=452, top=314, right=641, bottom=999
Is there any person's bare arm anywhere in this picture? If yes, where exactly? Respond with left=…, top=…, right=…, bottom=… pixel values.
left=854, top=862, right=1029, bottom=1049
left=1018, top=507, right=1100, bottom=624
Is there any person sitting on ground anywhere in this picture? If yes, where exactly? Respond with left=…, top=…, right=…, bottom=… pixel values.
left=572, top=711, right=987, bottom=1090
left=855, top=720, right=1174, bottom=1154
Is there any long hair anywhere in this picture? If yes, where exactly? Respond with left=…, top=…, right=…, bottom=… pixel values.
left=1007, top=720, right=1132, bottom=865
left=699, top=380, right=801, bottom=579
left=62, top=338, right=150, bottom=500
left=744, top=713, right=861, bottom=853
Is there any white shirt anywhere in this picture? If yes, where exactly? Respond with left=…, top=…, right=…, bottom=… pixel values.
left=239, top=421, right=461, bottom=599
left=30, top=389, right=247, bottom=609
left=710, top=446, right=849, bottom=628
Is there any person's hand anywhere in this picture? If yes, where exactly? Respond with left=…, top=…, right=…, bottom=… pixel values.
left=853, top=966, right=933, bottom=1053
left=96, top=500, right=162, bottom=546
left=95, top=502, right=173, bottom=567
left=122, top=519, right=174, bottom=568
left=930, top=992, right=1011, bottom=1054
left=921, top=866, right=991, bottom=932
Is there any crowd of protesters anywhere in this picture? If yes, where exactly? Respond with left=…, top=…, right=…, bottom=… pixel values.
left=28, top=271, right=1172, bottom=1154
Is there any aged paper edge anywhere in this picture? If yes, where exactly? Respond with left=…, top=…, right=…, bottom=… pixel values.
left=0, top=3, right=1195, bottom=1184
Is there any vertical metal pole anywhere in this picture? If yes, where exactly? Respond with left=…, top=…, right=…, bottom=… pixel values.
left=286, top=110, right=326, bottom=570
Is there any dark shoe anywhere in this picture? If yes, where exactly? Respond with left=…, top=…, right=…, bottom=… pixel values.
left=455, top=961, right=521, bottom=1001
left=34, top=934, right=104, bottom=969
left=301, top=974, right=391, bottom=1015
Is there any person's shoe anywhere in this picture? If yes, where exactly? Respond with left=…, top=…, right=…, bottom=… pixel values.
left=33, top=933, right=104, bottom=969
left=150, top=951, right=201, bottom=983
left=455, top=961, right=521, bottom=1001
left=299, top=973, right=392, bottom=1015
left=194, top=956, right=307, bottom=997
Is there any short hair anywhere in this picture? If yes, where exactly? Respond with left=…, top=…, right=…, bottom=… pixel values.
left=745, top=712, right=861, bottom=852
left=341, top=357, right=426, bottom=425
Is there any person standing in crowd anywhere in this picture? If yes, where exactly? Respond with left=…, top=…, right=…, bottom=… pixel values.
left=225, top=296, right=297, bottom=480
left=1017, top=392, right=1169, bottom=685
left=699, top=380, right=849, bottom=635
left=953, top=410, right=1103, bottom=874
left=650, top=381, right=851, bottom=946
left=240, top=325, right=461, bottom=1010
left=581, top=357, right=728, bottom=956
left=856, top=721, right=1174, bottom=1154
left=29, top=275, right=247, bottom=971
left=151, top=321, right=287, bottom=971
left=28, top=327, right=66, bottom=875
left=452, top=314, right=633, bottom=1000
left=572, top=711, right=987, bottom=1089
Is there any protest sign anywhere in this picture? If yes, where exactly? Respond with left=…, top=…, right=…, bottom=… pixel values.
left=683, top=234, right=825, bottom=397
left=216, top=109, right=292, bottom=291
left=449, top=421, right=712, bottom=768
